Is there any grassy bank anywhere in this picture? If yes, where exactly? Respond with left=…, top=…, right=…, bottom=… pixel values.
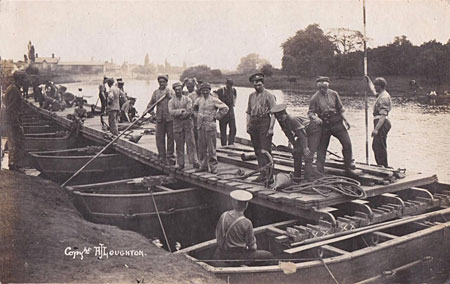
left=0, top=170, right=221, bottom=283
left=204, top=74, right=450, bottom=97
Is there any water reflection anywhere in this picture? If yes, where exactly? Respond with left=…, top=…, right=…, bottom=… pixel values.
left=65, top=79, right=450, bottom=182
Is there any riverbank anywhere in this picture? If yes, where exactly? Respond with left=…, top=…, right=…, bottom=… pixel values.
left=201, top=74, right=450, bottom=97
left=0, top=170, right=221, bottom=283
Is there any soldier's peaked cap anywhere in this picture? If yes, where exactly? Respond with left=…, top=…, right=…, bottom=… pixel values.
left=249, top=72, right=265, bottom=82
left=230, top=190, right=253, bottom=202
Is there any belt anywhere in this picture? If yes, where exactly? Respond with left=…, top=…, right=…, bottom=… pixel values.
left=250, top=114, right=270, bottom=118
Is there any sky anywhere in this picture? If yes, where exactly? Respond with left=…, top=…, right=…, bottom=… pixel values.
left=1, top=0, right=449, bottom=70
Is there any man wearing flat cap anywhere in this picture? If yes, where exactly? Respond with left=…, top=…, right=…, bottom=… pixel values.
left=106, top=78, right=120, bottom=135
left=185, top=78, right=201, bottom=153
left=272, top=104, right=322, bottom=182
left=215, top=190, right=273, bottom=265
left=147, top=75, right=175, bottom=165
left=246, top=72, right=277, bottom=182
left=3, top=71, right=26, bottom=171
left=308, top=76, right=355, bottom=176
left=365, top=76, right=392, bottom=167
left=193, top=82, right=228, bottom=174
left=213, top=78, right=237, bottom=146
left=168, top=81, right=200, bottom=170
left=117, top=78, right=128, bottom=109
left=98, top=76, right=109, bottom=114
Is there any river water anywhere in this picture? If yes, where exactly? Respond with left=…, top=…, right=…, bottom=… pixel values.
left=66, top=79, right=450, bottom=183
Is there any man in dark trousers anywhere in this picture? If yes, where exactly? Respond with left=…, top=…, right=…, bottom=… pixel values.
left=98, top=76, right=108, bottom=114
left=213, top=78, right=237, bottom=146
left=308, top=76, right=356, bottom=176
left=246, top=73, right=276, bottom=182
left=106, top=78, right=120, bottom=135
left=272, top=104, right=322, bottom=182
left=365, top=76, right=392, bottom=167
left=148, top=74, right=175, bottom=165
left=215, top=190, right=273, bottom=266
left=3, top=71, right=26, bottom=172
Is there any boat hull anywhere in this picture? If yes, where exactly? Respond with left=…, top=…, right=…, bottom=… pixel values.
left=23, top=125, right=60, bottom=134
left=30, top=150, right=152, bottom=184
left=66, top=178, right=217, bottom=248
left=24, top=136, right=77, bottom=151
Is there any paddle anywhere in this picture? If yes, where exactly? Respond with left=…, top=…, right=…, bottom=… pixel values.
left=61, top=94, right=167, bottom=187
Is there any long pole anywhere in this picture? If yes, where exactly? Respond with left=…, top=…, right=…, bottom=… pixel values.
left=0, top=71, right=3, bottom=168
left=61, top=94, right=166, bottom=187
left=363, top=0, right=369, bottom=164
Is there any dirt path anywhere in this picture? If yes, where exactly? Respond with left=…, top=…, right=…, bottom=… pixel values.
left=0, top=170, right=223, bottom=283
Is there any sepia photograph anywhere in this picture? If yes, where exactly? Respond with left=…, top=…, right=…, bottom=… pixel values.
left=1, top=0, right=450, bottom=283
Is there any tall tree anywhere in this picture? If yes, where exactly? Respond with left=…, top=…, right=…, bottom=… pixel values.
left=327, top=28, right=365, bottom=54
left=281, top=24, right=335, bottom=77
left=236, top=53, right=269, bottom=74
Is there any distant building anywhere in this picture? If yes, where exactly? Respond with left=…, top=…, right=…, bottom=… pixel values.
left=34, top=53, right=60, bottom=72
left=57, top=61, right=104, bottom=74
left=1, top=59, right=17, bottom=76
left=31, top=53, right=105, bottom=74
left=104, top=61, right=121, bottom=74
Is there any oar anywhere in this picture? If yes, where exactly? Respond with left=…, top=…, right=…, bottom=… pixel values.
left=61, top=95, right=166, bottom=187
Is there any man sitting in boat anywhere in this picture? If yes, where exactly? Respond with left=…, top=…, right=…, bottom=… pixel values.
left=271, top=104, right=321, bottom=182
left=215, top=190, right=273, bottom=265
left=69, top=97, right=88, bottom=137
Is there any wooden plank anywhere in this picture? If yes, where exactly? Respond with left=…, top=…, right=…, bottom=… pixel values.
left=372, top=231, right=397, bottom=240
left=321, top=245, right=350, bottom=256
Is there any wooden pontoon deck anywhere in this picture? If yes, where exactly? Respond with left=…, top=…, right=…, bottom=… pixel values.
left=23, top=98, right=438, bottom=221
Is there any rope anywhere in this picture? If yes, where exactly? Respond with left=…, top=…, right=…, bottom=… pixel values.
left=320, top=256, right=339, bottom=284
left=150, top=188, right=172, bottom=252
left=280, top=176, right=366, bottom=199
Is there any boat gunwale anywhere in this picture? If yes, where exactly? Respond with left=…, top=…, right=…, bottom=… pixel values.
left=177, top=208, right=450, bottom=274
left=65, top=177, right=145, bottom=191
left=70, top=187, right=201, bottom=198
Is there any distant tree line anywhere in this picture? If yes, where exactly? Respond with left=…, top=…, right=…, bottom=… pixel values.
left=180, top=65, right=222, bottom=81
left=281, top=24, right=450, bottom=84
